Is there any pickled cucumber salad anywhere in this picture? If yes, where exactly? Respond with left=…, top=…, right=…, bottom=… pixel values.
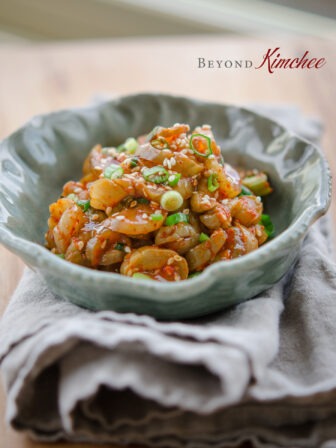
left=45, top=123, right=274, bottom=282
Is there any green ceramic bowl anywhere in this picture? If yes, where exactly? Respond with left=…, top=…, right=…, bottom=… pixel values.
left=0, top=94, right=331, bottom=319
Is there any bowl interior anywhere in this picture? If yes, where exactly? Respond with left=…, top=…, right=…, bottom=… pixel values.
left=0, top=94, right=328, bottom=254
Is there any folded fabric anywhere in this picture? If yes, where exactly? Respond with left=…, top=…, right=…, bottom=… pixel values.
left=0, top=106, right=335, bottom=448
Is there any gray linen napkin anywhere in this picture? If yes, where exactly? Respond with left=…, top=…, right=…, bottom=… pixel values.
left=1, top=106, right=335, bottom=448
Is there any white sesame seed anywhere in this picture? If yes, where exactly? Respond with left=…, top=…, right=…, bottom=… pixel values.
left=170, top=157, right=176, bottom=166
left=116, top=215, right=124, bottom=221
left=208, top=154, right=215, bottom=159
left=256, top=196, right=261, bottom=202
left=142, top=213, right=148, bottom=219
left=74, top=187, right=82, bottom=194
left=154, top=209, right=162, bottom=215
left=124, top=246, right=131, bottom=253
left=202, top=124, right=211, bottom=130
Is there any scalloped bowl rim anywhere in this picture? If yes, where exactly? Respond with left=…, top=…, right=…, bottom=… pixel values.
left=0, top=95, right=332, bottom=303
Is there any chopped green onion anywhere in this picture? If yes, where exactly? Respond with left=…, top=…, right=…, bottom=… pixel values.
left=104, top=164, right=124, bottom=179
left=199, top=232, right=210, bottom=243
left=56, top=253, right=65, bottom=259
left=67, top=194, right=90, bottom=212
left=242, top=173, right=273, bottom=196
left=115, top=242, right=125, bottom=251
left=146, top=126, right=162, bottom=142
left=165, top=212, right=189, bottom=226
left=137, top=197, right=150, bottom=205
left=151, top=136, right=169, bottom=149
left=168, top=173, right=181, bottom=187
left=77, top=199, right=90, bottom=212
left=188, top=272, right=201, bottom=279
left=133, top=273, right=152, bottom=280
left=130, top=158, right=138, bottom=168
left=160, top=191, right=183, bottom=212
left=117, top=137, right=138, bottom=154
left=239, top=185, right=253, bottom=196
left=125, top=137, right=138, bottom=154
left=189, top=133, right=213, bottom=158
left=207, top=173, right=219, bottom=192
left=142, top=166, right=169, bottom=184
left=151, top=213, right=163, bottom=221
left=261, top=214, right=275, bottom=238
left=219, top=155, right=225, bottom=166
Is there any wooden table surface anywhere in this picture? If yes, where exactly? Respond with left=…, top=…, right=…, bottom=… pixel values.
left=0, top=35, right=335, bottom=448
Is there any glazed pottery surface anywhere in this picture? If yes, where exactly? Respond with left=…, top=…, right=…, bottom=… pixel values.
left=0, top=94, right=331, bottom=318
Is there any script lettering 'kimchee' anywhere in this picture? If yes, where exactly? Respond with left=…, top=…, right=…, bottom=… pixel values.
left=255, top=47, right=326, bottom=74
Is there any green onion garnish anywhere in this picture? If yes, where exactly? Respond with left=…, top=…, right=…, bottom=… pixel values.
left=160, top=191, right=183, bottom=212
left=137, top=197, right=150, bottom=204
left=130, top=158, right=138, bottom=168
left=168, top=173, right=181, bottom=187
left=67, top=194, right=91, bottom=212
left=145, top=126, right=162, bottom=142
left=56, top=253, right=65, bottom=259
left=239, top=185, right=253, bottom=196
left=242, top=173, right=273, bottom=196
left=77, top=199, right=90, bottom=212
left=142, top=166, right=169, bottom=184
left=117, top=137, right=138, bottom=154
left=151, top=213, right=163, bottom=221
left=199, top=232, right=210, bottom=243
left=189, top=133, right=213, bottom=158
left=133, top=273, right=152, bottom=280
left=115, top=242, right=125, bottom=251
left=104, top=164, right=124, bottom=179
left=261, top=214, right=275, bottom=238
left=207, top=173, right=219, bottom=192
left=151, top=136, right=169, bottom=149
left=165, top=212, right=189, bottom=226
left=67, top=193, right=77, bottom=201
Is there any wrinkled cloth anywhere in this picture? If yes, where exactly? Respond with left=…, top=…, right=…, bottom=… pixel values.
left=1, top=106, right=335, bottom=448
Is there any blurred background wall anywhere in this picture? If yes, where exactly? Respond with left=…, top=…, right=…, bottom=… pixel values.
left=0, top=0, right=335, bottom=42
